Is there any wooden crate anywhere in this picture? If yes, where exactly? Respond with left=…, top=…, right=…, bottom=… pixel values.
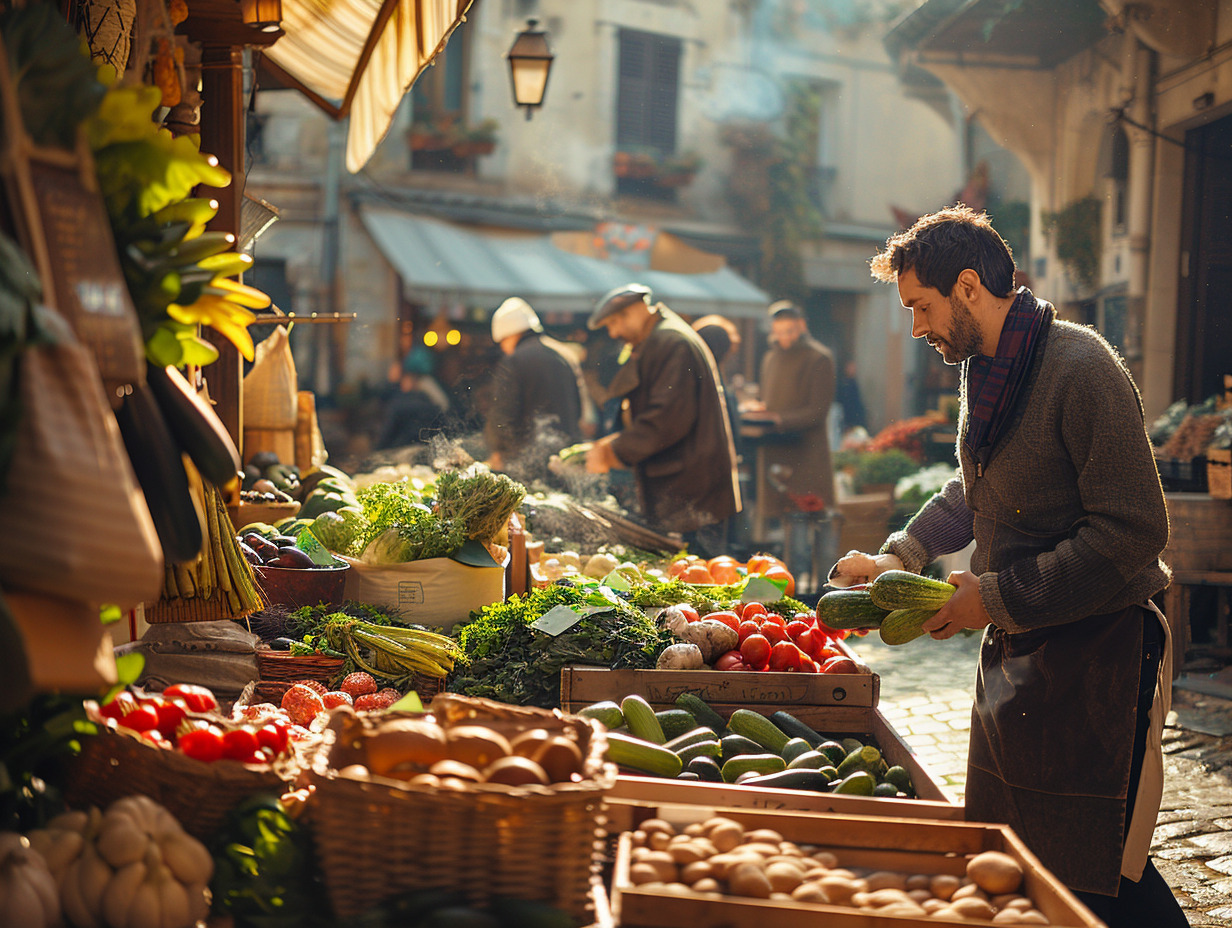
left=1207, top=448, right=1231, bottom=500
left=605, top=703, right=959, bottom=823
left=609, top=806, right=1103, bottom=928
left=561, top=641, right=878, bottom=712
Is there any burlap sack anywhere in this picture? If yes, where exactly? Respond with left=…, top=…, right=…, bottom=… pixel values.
left=243, top=325, right=298, bottom=429
left=0, top=306, right=164, bottom=608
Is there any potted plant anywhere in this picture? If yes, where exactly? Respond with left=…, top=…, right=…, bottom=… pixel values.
left=451, top=118, right=499, bottom=158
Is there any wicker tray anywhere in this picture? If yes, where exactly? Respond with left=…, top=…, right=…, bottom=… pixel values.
left=64, top=728, right=294, bottom=842
left=304, top=694, right=616, bottom=923
left=255, top=645, right=345, bottom=685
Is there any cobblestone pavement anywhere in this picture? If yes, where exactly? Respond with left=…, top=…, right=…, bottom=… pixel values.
left=847, top=632, right=1232, bottom=927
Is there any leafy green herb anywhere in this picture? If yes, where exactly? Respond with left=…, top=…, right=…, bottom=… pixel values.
left=434, top=466, right=526, bottom=543
left=353, top=481, right=464, bottom=561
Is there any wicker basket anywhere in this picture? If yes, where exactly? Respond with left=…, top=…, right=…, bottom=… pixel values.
left=304, top=694, right=616, bottom=923
left=64, top=728, right=294, bottom=842
left=255, top=645, right=345, bottom=686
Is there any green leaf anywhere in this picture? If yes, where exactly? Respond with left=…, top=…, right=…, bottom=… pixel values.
left=741, top=577, right=784, bottom=602
left=388, top=691, right=424, bottom=713
left=99, top=604, right=122, bottom=626
left=114, top=652, right=144, bottom=687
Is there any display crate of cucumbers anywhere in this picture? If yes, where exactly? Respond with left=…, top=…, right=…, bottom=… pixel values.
left=576, top=694, right=959, bottom=822
left=610, top=805, right=1102, bottom=928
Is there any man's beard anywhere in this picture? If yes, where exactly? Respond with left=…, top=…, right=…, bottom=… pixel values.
left=930, top=293, right=983, bottom=364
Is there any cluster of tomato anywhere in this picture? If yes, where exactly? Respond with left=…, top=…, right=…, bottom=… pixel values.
left=677, top=602, right=861, bottom=674
left=94, top=683, right=296, bottom=766
left=668, top=552, right=796, bottom=597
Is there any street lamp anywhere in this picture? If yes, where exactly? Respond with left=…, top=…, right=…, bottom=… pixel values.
left=240, top=0, right=283, bottom=32
left=506, top=19, right=554, bottom=120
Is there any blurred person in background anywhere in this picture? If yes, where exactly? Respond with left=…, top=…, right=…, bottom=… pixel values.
left=836, top=358, right=867, bottom=438
left=377, top=346, right=447, bottom=450
left=694, top=314, right=747, bottom=554
left=585, top=284, right=740, bottom=557
left=746, top=300, right=837, bottom=523
left=484, top=297, right=586, bottom=475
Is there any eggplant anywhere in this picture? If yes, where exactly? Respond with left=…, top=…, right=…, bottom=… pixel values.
left=145, top=363, right=241, bottom=487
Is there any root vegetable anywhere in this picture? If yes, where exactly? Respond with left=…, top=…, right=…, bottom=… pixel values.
left=967, top=850, right=1024, bottom=895
left=656, top=643, right=705, bottom=670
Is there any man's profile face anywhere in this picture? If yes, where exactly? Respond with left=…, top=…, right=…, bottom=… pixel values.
left=770, top=317, right=805, bottom=350
left=897, top=268, right=983, bottom=364
left=601, top=301, right=647, bottom=344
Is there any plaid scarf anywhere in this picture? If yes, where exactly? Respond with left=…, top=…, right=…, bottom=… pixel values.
left=962, top=287, right=1054, bottom=472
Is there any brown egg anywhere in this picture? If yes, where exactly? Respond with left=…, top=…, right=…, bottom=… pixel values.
left=508, top=728, right=554, bottom=758
left=528, top=736, right=585, bottom=782
left=428, top=759, right=484, bottom=782
left=483, top=755, right=551, bottom=786
left=446, top=725, right=513, bottom=769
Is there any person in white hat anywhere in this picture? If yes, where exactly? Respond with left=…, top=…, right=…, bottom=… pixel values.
left=484, top=297, right=586, bottom=472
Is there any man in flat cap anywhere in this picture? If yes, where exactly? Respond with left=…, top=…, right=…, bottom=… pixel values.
left=585, top=284, right=741, bottom=556
left=747, top=300, right=836, bottom=528
left=485, top=296, right=587, bottom=475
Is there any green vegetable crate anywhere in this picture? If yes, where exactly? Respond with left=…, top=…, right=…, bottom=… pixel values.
left=560, top=641, right=879, bottom=711
left=601, top=702, right=960, bottom=823
left=610, top=805, right=1103, bottom=928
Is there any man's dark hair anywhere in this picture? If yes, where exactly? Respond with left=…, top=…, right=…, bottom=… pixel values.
left=870, top=204, right=1016, bottom=298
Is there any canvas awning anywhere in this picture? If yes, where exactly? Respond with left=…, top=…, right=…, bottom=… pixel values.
left=358, top=206, right=772, bottom=318
left=261, top=0, right=475, bottom=173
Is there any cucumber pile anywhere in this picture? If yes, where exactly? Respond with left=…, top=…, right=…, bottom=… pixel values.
left=577, top=695, right=917, bottom=798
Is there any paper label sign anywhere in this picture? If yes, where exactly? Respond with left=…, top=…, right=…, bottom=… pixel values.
left=531, top=603, right=613, bottom=636
left=741, top=576, right=785, bottom=603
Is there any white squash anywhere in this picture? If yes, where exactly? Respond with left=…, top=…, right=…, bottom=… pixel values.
left=0, top=832, right=60, bottom=928
left=656, top=642, right=705, bottom=670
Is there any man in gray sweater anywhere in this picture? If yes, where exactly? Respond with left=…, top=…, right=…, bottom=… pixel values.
left=833, top=206, right=1186, bottom=926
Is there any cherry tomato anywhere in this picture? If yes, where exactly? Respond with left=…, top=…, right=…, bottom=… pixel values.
left=256, top=722, right=289, bottom=755
left=703, top=611, right=740, bottom=633
left=98, top=690, right=136, bottom=722
left=714, top=650, right=747, bottom=672
left=140, top=728, right=168, bottom=745
left=821, top=657, right=860, bottom=675
left=740, top=602, right=768, bottom=621
left=178, top=727, right=225, bottom=763
left=736, top=620, right=761, bottom=644
left=676, top=604, right=700, bottom=624
left=221, top=728, right=260, bottom=761
left=162, top=684, right=218, bottom=713
left=761, top=623, right=790, bottom=645
left=154, top=700, right=187, bottom=741
left=118, top=705, right=159, bottom=733
left=768, top=641, right=804, bottom=672
left=740, top=633, right=771, bottom=669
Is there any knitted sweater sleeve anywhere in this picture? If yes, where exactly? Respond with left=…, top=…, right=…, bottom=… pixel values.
left=978, top=345, right=1169, bottom=632
left=880, top=475, right=974, bottom=573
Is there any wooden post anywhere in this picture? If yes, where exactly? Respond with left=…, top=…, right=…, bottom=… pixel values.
left=198, top=45, right=245, bottom=452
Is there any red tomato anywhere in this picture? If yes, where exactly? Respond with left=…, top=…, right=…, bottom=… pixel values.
left=162, top=683, right=218, bottom=713
left=821, top=657, right=860, bottom=675
left=118, top=705, right=159, bottom=733
left=759, top=611, right=786, bottom=628
left=785, top=620, right=812, bottom=639
left=817, top=645, right=844, bottom=661
left=140, top=728, right=168, bottom=745
left=793, top=612, right=817, bottom=627
left=794, top=627, right=822, bottom=659
left=768, top=641, right=804, bottom=672
left=703, top=611, right=740, bottom=633
left=713, top=650, right=747, bottom=672
left=761, top=565, right=796, bottom=597
left=736, top=620, right=761, bottom=644
left=797, top=657, right=820, bottom=673
left=709, top=562, right=742, bottom=585
left=99, top=691, right=136, bottom=721
left=746, top=554, right=779, bottom=575
left=256, top=721, right=289, bottom=755
left=675, top=604, right=700, bottom=624
left=667, top=557, right=694, bottom=579
left=221, top=728, right=260, bottom=761
left=178, top=727, right=225, bottom=763
left=681, top=564, right=715, bottom=585
left=740, top=633, right=771, bottom=669
left=761, top=623, right=790, bottom=645
left=154, top=700, right=187, bottom=741
left=740, top=602, right=768, bottom=621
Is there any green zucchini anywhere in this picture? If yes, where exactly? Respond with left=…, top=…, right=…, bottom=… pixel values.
left=677, top=771, right=701, bottom=781
left=785, top=751, right=836, bottom=771
left=873, top=782, right=901, bottom=797
left=721, top=753, right=786, bottom=783
left=605, top=731, right=682, bottom=777
left=655, top=709, right=699, bottom=740
left=883, top=765, right=916, bottom=796
left=780, top=738, right=814, bottom=763
left=879, top=607, right=934, bottom=646
left=686, top=755, right=723, bottom=782
left=816, top=589, right=890, bottom=630
left=769, top=711, right=825, bottom=748
left=832, top=770, right=877, bottom=795
left=664, top=727, right=722, bottom=753
left=738, top=768, right=838, bottom=792
left=836, top=744, right=883, bottom=777
left=720, top=734, right=765, bottom=763
left=621, top=695, right=666, bottom=744
left=868, top=569, right=955, bottom=611
left=674, top=692, right=727, bottom=735
left=840, top=737, right=866, bottom=755
left=576, top=701, right=624, bottom=729
left=675, top=740, right=722, bottom=764
left=727, top=709, right=790, bottom=754
left=816, top=741, right=847, bottom=766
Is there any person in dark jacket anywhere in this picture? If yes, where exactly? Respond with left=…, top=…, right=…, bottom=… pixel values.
left=585, top=284, right=741, bottom=557
left=484, top=297, right=585, bottom=475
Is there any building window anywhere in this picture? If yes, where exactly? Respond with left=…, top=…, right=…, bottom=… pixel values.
left=614, top=28, right=681, bottom=199
left=409, top=20, right=472, bottom=172
left=1099, top=126, right=1130, bottom=236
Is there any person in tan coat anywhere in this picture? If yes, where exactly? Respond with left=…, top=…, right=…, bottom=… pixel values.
left=748, top=301, right=837, bottom=521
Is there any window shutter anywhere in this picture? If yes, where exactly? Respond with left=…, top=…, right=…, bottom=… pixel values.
left=616, top=29, right=680, bottom=155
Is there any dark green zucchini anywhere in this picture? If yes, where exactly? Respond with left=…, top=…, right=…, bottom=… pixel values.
left=770, top=710, right=824, bottom=747
left=737, top=768, right=839, bottom=792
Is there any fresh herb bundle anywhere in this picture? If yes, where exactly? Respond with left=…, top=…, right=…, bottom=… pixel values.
left=434, top=466, right=526, bottom=543
left=353, top=481, right=466, bottom=562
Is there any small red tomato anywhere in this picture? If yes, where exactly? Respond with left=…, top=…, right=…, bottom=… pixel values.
left=794, top=627, right=821, bottom=659
left=761, top=623, right=790, bottom=645
left=793, top=612, right=817, bottom=627
left=154, top=700, right=187, bottom=741
left=162, top=683, right=218, bottom=713
left=736, top=620, right=761, bottom=644
left=178, top=727, right=225, bottom=763
left=768, top=641, right=804, bottom=672
left=785, top=620, right=812, bottom=639
left=676, top=604, right=700, bottom=624
left=256, top=721, right=289, bottom=755
left=221, top=728, right=260, bottom=761
left=141, top=728, right=168, bottom=745
left=119, top=705, right=160, bottom=733
left=99, top=690, right=136, bottom=722
left=759, top=611, right=786, bottom=628
left=740, top=633, right=771, bottom=668
left=703, top=611, right=740, bottom=633
left=821, top=657, right=860, bottom=675
left=714, top=650, right=747, bottom=672
left=740, top=602, right=768, bottom=621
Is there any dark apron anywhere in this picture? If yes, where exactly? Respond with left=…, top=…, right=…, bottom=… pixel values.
left=965, top=604, right=1144, bottom=895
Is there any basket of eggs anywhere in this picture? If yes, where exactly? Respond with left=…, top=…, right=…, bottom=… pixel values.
left=303, top=693, right=617, bottom=922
